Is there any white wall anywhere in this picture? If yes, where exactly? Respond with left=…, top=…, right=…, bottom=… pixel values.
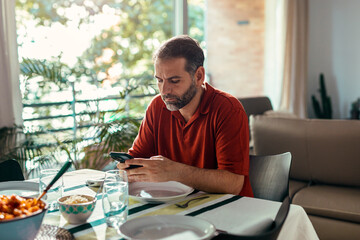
left=308, top=0, right=360, bottom=119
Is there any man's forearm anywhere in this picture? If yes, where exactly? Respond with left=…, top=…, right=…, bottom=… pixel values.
left=175, top=164, right=245, bottom=195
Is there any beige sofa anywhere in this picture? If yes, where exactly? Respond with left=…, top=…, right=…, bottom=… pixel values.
left=250, top=116, right=360, bottom=240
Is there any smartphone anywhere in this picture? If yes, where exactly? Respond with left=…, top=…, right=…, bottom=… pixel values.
left=109, top=152, right=142, bottom=169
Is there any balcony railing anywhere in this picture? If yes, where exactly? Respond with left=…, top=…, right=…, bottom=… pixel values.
left=21, top=82, right=155, bottom=177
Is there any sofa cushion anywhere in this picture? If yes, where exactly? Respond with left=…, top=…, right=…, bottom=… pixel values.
left=307, top=119, right=360, bottom=187
left=263, top=110, right=297, bottom=118
left=250, top=116, right=360, bottom=187
left=250, top=116, right=311, bottom=181
left=309, top=215, right=360, bottom=240
left=289, top=179, right=308, bottom=199
left=292, top=185, right=360, bottom=223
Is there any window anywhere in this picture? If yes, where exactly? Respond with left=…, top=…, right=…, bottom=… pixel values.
left=14, top=0, right=204, bottom=175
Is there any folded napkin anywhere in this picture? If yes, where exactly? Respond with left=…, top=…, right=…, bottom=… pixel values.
left=160, top=231, right=200, bottom=240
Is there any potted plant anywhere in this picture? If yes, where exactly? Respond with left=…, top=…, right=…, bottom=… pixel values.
left=18, top=57, right=154, bottom=173
left=0, top=125, right=56, bottom=179
left=311, top=73, right=333, bottom=119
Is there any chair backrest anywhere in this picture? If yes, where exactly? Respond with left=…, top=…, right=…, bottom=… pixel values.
left=238, top=97, right=273, bottom=121
left=249, top=152, right=292, bottom=202
left=0, top=159, right=25, bottom=182
left=238, top=97, right=273, bottom=144
left=211, top=196, right=291, bottom=240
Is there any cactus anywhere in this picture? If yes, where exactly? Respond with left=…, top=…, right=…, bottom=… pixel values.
left=350, top=98, right=360, bottom=119
left=311, top=73, right=332, bottom=119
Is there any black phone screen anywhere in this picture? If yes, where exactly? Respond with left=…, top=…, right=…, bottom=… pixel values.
left=109, top=152, right=133, bottom=163
left=109, top=152, right=142, bottom=169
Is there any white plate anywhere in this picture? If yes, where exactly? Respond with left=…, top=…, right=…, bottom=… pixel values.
left=129, top=181, right=194, bottom=203
left=120, top=215, right=216, bottom=240
left=0, top=181, right=39, bottom=198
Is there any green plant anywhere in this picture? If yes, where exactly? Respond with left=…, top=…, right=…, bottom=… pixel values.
left=0, top=126, right=56, bottom=179
left=18, top=57, right=147, bottom=172
left=350, top=98, right=360, bottom=119
left=47, top=112, right=141, bottom=171
left=77, top=116, right=141, bottom=170
left=311, top=73, right=333, bottom=119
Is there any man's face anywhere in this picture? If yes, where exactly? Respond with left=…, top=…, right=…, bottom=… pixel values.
left=154, top=58, right=197, bottom=111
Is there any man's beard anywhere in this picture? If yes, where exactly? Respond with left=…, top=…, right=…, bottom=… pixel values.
left=161, top=79, right=197, bottom=111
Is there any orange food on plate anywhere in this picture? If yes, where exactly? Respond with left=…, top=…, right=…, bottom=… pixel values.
left=0, top=195, right=45, bottom=221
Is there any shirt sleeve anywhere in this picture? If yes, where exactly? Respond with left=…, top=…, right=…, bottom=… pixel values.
left=128, top=99, right=157, bottom=158
left=215, top=98, right=250, bottom=176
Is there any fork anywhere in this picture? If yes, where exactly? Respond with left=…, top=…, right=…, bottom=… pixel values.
left=175, top=196, right=209, bottom=208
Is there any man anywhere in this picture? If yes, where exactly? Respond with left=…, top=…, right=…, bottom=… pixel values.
left=117, top=35, right=253, bottom=196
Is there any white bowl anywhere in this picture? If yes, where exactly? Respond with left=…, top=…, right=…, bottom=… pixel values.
left=0, top=197, right=48, bottom=240
left=58, top=194, right=96, bottom=224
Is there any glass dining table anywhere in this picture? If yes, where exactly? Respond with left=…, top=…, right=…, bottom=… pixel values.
left=34, top=169, right=318, bottom=240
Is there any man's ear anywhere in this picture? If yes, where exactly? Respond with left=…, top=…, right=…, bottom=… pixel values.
left=195, top=66, right=205, bottom=85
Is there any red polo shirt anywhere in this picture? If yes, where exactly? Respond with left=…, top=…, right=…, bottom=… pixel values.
left=128, top=83, right=253, bottom=197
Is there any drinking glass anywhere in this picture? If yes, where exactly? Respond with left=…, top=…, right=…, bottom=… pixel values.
left=102, top=170, right=128, bottom=228
left=39, top=169, right=64, bottom=210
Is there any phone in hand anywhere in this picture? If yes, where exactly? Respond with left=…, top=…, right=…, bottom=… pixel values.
left=109, top=152, right=142, bottom=169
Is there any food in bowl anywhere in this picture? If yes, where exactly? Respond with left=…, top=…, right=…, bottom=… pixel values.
left=0, top=194, right=46, bottom=221
left=0, top=195, right=48, bottom=240
left=58, top=194, right=96, bottom=224
left=63, top=195, right=90, bottom=204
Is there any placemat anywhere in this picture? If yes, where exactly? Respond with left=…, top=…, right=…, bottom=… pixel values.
left=35, top=224, right=74, bottom=240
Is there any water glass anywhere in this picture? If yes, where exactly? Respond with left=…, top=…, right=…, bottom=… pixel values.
left=39, top=169, right=64, bottom=210
left=102, top=170, right=128, bottom=228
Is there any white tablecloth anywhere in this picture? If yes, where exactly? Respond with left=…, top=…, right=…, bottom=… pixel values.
left=41, top=169, right=318, bottom=240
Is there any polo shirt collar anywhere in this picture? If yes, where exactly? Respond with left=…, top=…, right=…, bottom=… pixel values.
left=198, top=82, right=214, bottom=115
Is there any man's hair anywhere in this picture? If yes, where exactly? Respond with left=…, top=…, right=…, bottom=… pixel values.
left=153, top=35, right=204, bottom=76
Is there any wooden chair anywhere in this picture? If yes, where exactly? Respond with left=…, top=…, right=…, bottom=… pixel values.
left=249, top=152, right=292, bottom=202
left=0, top=159, right=25, bottom=182
left=211, top=196, right=290, bottom=240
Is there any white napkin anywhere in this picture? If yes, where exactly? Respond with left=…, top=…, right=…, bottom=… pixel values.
left=159, top=231, right=200, bottom=240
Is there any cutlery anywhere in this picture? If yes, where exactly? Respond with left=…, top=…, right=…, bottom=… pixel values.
left=175, top=196, right=209, bottom=208
left=37, top=161, right=72, bottom=202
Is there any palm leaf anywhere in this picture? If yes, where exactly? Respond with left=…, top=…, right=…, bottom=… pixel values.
left=0, top=125, right=56, bottom=179
left=20, top=57, right=69, bottom=88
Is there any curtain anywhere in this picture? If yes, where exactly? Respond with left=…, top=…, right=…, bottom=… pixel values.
left=280, top=0, right=308, bottom=118
left=264, top=0, right=308, bottom=118
left=0, top=0, right=23, bottom=128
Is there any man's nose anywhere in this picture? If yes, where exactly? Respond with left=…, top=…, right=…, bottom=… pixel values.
left=161, top=81, right=172, bottom=94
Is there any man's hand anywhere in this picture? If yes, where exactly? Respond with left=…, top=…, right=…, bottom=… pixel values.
left=117, top=155, right=183, bottom=182
left=117, top=155, right=245, bottom=195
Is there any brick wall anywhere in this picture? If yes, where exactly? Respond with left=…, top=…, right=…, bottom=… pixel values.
left=206, top=0, right=265, bottom=98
